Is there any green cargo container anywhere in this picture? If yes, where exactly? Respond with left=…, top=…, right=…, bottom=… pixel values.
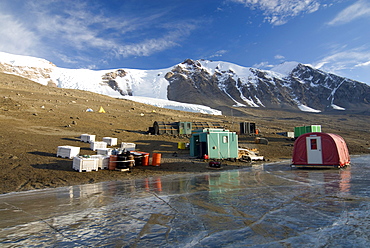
left=294, top=125, right=321, bottom=138
left=190, top=128, right=238, bottom=159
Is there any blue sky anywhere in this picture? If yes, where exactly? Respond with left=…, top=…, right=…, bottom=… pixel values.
left=1, top=0, right=370, bottom=84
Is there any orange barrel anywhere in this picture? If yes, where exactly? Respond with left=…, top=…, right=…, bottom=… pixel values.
left=151, top=153, right=161, bottom=166
left=142, top=153, right=149, bottom=166
left=109, top=155, right=118, bottom=170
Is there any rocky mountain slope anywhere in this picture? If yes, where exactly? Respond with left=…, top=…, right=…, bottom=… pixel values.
left=166, top=59, right=370, bottom=113
left=1, top=52, right=370, bottom=114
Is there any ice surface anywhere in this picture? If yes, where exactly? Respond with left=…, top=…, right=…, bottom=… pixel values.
left=1, top=156, right=369, bottom=247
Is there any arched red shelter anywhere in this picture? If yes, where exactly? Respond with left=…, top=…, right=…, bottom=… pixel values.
left=292, top=132, right=350, bottom=168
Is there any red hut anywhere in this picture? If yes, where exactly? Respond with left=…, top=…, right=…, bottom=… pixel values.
left=292, top=132, right=350, bottom=168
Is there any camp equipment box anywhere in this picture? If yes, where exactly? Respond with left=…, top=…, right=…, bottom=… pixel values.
left=121, top=142, right=136, bottom=151
left=90, top=155, right=110, bottom=169
left=287, top=132, right=294, bottom=138
left=57, top=146, right=80, bottom=159
left=190, top=128, right=238, bottom=159
left=90, top=141, right=107, bottom=151
left=73, top=156, right=99, bottom=172
left=103, top=137, right=118, bottom=146
left=96, top=148, right=113, bottom=156
left=80, top=134, right=96, bottom=143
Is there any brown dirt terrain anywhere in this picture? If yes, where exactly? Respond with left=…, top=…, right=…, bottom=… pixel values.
left=1, top=72, right=369, bottom=194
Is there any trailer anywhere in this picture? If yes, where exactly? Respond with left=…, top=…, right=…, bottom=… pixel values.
left=149, top=121, right=224, bottom=135
left=190, top=128, right=238, bottom=159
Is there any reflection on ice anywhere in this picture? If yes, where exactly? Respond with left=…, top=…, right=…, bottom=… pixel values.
left=1, top=155, right=370, bottom=247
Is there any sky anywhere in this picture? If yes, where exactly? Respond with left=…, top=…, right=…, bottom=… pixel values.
left=1, top=0, right=370, bottom=84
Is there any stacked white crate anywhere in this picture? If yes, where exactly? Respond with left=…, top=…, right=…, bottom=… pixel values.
left=90, top=141, right=107, bottom=151
left=57, top=146, right=80, bottom=159
left=96, top=148, right=113, bottom=156
left=121, top=142, right=136, bottom=151
left=103, top=137, right=118, bottom=146
left=90, top=155, right=110, bottom=169
left=80, top=134, right=96, bottom=143
left=73, top=156, right=99, bottom=172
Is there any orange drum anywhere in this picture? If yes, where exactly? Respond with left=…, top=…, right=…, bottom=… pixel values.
left=142, top=153, right=150, bottom=166
left=108, top=155, right=118, bottom=170
left=151, top=153, right=161, bottom=166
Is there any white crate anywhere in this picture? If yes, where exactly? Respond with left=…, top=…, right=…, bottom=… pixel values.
left=96, top=148, right=113, bottom=156
left=57, top=146, right=80, bottom=159
left=73, top=156, right=99, bottom=172
left=103, top=137, right=118, bottom=146
left=121, top=142, right=136, bottom=151
left=90, top=141, right=107, bottom=151
left=287, top=132, right=294, bottom=138
left=90, top=155, right=110, bottom=169
left=80, top=134, right=96, bottom=143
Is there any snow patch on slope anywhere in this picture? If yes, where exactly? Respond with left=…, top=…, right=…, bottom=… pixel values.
left=331, top=104, right=345, bottom=110
left=270, top=61, right=300, bottom=76
left=0, top=51, right=55, bottom=68
left=200, top=60, right=253, bottom=80
left=298, top=104, right=321, bottom=113
left=121, top=96, right=222, bottom=115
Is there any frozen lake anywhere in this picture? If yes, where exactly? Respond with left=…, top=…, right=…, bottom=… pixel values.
left=1, top=155, right=370, bottom=247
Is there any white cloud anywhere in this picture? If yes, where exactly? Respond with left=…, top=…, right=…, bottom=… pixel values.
left=230, top=0, right=321, bottom=25
left=209, top=50, right=228, bottom=58
left=253, top=61, right=274, bottom=68
left=115, top=36, right=179, bottom=57
left=32, top=3, right=147, bottom=51
left=1, top=1, right=198, bottom=66
left=0, top=13, right=39, bottom=55
left=355, top=61, right=370, bottom=67
left=327, top=0, right=370, bottom=25
left=114, top=22, right=197, bottom=58
left=274, top=54, right=285, bottom=60
left=313, top=46, right=370, bottom=81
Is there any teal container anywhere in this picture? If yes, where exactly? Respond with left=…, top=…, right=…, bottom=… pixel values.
left=190, top=128, right=238, bottom=159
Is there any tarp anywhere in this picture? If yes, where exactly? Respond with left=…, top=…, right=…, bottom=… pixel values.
left=98, top=106, right=106, bottom=113
left=292, top=132, right=350, bottom=167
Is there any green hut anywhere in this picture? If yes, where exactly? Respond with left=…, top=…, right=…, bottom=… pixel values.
left=294, top=125, right=321, bottom=138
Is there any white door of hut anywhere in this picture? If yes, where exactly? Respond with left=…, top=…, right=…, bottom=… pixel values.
left=306, top=136, right=323, bottom=164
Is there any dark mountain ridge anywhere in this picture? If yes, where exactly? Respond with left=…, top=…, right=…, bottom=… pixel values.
left=166, top=59, right=370, bottom=113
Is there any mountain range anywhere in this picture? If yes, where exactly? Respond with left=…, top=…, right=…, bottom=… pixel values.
left=1, top=51, right=369, bottom=115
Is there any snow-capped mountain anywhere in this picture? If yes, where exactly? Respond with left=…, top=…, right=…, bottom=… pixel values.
left=1, top=51, right=369, bottom=114
left=166, top=59, right=370, bottom=113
